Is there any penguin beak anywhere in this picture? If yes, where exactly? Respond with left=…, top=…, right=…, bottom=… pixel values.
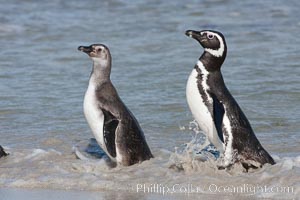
left=185, top=30, right=201, bottom=38
left=185, top=30, right=207, bottom=47
left=78, top=45, right=93, bottom=54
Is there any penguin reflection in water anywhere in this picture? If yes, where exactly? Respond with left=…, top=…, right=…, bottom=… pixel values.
left=185, top=29, right=275, bottom=171
left=78, top=44, right=153, bottom=166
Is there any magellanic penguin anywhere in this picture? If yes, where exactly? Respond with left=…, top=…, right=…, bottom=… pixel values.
left=78, top=44, right=153, bottom=166
left=185, top=30, right=275, bottom=170
left=0, top=145, right=8, bottom=158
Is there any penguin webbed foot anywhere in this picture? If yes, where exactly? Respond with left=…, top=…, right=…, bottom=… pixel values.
left=241, top=162, right=260, bottom=172
left=217, top=157, right=263, bottom=173
left=217, top=162, right=234, bottom=171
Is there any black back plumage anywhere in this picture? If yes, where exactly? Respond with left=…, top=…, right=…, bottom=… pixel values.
left=0, top=145, right=8, bottom=158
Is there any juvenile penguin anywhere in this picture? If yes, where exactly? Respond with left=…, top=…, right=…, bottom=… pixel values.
left=78, top=44, right=153, bottom=166
left=185, top=30, right=275, bottom=170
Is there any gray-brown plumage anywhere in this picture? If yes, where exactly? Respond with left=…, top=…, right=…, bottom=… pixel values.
left=78, top=44, right=153, bottom=166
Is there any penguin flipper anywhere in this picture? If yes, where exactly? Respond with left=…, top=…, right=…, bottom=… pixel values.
left=115, top=118, right=137, bottom=165
left=212, top=94, right=225, bottom=143
left=114, top=117, right=153, bottom=166
left=102, top=109, right=118, bottom=158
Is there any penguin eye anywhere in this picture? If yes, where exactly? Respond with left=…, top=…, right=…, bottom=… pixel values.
left=207, top=34, right=214, bottom=40
left=97, top=48, right=102, bottom=52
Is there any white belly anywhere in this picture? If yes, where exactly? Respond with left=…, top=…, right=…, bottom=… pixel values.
left=83, top=82, right=115, bottom=160
left=186, top=68, right=224, bottom=152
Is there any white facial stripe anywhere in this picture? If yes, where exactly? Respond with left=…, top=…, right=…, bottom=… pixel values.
left=203, top=31, right=225, bottom=57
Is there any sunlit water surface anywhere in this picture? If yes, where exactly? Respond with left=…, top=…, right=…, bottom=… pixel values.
left=0, top=0, right=299, bottom=199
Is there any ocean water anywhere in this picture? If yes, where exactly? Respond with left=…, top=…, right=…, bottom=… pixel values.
left=0, top=0, right=299, bottom=199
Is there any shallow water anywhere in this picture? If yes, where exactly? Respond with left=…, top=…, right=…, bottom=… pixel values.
left=0, top=0, right=299, bottom=199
